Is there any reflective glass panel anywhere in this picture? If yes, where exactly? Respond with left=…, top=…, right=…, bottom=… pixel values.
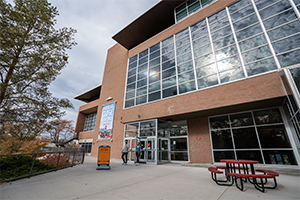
left=196, top=63, right=217, bottom=78
left=228, top=0, right=251, bottom=13
left=148, top=82, right=161, bottom=93
left=137, top=86, right=147, bottom=96
left=162, top=60, right=176, bottom=71
left=253, top=108, right=283, bottom=125
left=149, top=65, right=160, bottom=76
left=129, top=55, right=137, bottom=64
left=150, top=43, right=160, bottom=53
left=128, top=68, right=136, bottom=77
left=162, top=67, right=176, bottom=79
left=126, top=82, right=136, bottom=91
left=220, top=67, right=245, bottom=83
left=139, top=49, right=148, bottom=58
left=127, top=75, right=136, bottom=84
left=242, top=45, right=272, bottom=64
left=230, top=112, right=254, bottom=127
left=217, top=56, right=241, bottom=72
left=236, top=151, right=263, bottom=163
left=290, top=67, right=300, bottom=92
left=230, top=5, right=255, bottom=22
left=179, top=81, right=196, bottom=94
left=149, top=73, right=160, bottom=84
left=213, top=151, right=235, bottom=162
left=193, top=44, right=212, bottom=58
left=215, top=45, right=238, bottom=61
left=162, top=76, right=177, bottom=88
left=125, top=99, right=134, bottom=108
left=150, top=50, right=160, bottom=60
left=177, top=52, right=192, bottom=65
left=195, top=53, right=214, bottom=67
left=191, top=19, right=207, bottom=32
left=136, top=95, right=147, bottom=105
left=277, top=49, right=300, bottom=68
left=233, top=127, right=259, bottom=148
left=235, top=23, right=262, bottom=41
left=245, top=57, right=277, bottom=76
left=162, top=43, right=174, bottom=54
left=129, top=61, right=137, bottom=70
left=197, top=74, right=219, bottom=89
left=138, top=71, right=148, bottom=80
left=148, top=91, right=161, bottom=102
left=126, top=90, right=135, bottom=100
left=209, top=16, right=230, bottom=32
left=175, top=28, right=189, bottom=40
left=192, top=28, right=209, bottom=41
left=263, top=9, right=297, bottom=30
left=178, top=70, right=195, bottom=84
left=170, top=138, right=188, bottom=151
left=211, top=25, right=232, bottom=41
left=162, top=51, right=175, bottom=62
left=259, top=0, right=291, bottom=21
left=213, top=34, right=235, bottom=50
left=163, top=86, right=177, bottom=98
left=233, top=13, right=259, bottom=31
left=267, top=20, right=300, bottom=42
left=211, top=129, right=233, bottom=149
left=263, top=150, right=297, bottom=165
left=139, top=56, right=148, bottom=65
left=177, top=60, right=194, bottom=74
left=257, top=125, right=291, bottom=148
left=176, top=43, right=191, bottom=56
left=272, top=34, right=300, bottom=54
left=210, top=115, right=230, bottom=129
left=239, top=34, right=267, bottom=52
left=176, top=36, right=190, bottom=47
left=137, top=78, right=147, bottom=88
left=138, top=63, right=148, bottom=73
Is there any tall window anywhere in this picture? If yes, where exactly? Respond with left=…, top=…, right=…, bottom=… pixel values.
left=83, top=113, right=97, bottom=132
left=209, top=108, right=297, bottom=165
left=175, top=0, right=217, bottom=22
left=125, top=0, right=300, bottom=109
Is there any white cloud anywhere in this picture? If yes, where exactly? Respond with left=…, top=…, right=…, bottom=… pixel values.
left=47, top=0, right=160, bottom=124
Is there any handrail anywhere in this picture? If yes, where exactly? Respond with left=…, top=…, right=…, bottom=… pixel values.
left=0, top=148, right=85, bottom=183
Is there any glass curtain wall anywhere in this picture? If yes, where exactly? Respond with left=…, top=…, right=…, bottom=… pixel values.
left=209, top=108, right=298, bottom=165
left=175, top=0, right=217, bottom=22
left=83, top=113, right=97, bottom=132
left=125, top=0, right=300, bottom=109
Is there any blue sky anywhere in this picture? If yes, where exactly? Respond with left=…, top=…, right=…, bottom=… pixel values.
left=46, top=0, right=160, bottom=125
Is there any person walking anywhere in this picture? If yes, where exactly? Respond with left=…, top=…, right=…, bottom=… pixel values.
left=135, top=142, right=141, bottom=166
left=121, top=140, right=129, bottom=165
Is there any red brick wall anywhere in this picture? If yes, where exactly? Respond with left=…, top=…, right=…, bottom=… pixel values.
left=90, top=43, right=128, bottom=158
left=187, top=117, right=213, bottom=163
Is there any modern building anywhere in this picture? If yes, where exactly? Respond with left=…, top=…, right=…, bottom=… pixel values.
left=74, top=0, right=300, bottom=166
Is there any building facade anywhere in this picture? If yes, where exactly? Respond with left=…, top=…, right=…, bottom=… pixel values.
left=75, top=0, right=300, bottom=166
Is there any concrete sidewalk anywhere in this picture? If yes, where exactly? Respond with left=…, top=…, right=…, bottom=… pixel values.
left=1, top=156, right=299, bottom=200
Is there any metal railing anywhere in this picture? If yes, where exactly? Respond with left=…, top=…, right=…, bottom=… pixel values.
left=0, top=148, right=85, bottom=183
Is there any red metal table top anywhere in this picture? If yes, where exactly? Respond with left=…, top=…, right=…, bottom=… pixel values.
left=220, top=159, right=259, bottom=164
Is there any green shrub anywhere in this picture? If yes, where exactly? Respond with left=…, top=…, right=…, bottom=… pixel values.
left=0, top=155, right=55, bottom=181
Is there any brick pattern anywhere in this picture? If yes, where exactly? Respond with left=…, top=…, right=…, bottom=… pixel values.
left=187, top=117, right=213, bottom=163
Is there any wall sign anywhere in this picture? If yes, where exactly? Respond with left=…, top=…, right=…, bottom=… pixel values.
left=98, top=102, right=116, bottom=140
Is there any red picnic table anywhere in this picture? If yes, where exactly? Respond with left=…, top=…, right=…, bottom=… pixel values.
left=208, top=159, right=279, bottom=192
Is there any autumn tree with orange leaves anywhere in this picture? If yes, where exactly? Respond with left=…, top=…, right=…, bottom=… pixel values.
left=45, top=119, right=75, bottom=144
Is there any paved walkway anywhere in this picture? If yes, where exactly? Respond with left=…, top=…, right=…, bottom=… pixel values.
left=1, top=156, right=299, bottom=200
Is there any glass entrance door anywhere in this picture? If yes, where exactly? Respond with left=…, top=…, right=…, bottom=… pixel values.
left=159, top=138, right=170, bottom=162
left=125, top=138, right=136, bottom=162
left=140, top=138, right=156, bottom=163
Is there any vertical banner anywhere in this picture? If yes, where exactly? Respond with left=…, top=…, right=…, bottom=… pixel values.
left=98, top=102, right=116, bottom=140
